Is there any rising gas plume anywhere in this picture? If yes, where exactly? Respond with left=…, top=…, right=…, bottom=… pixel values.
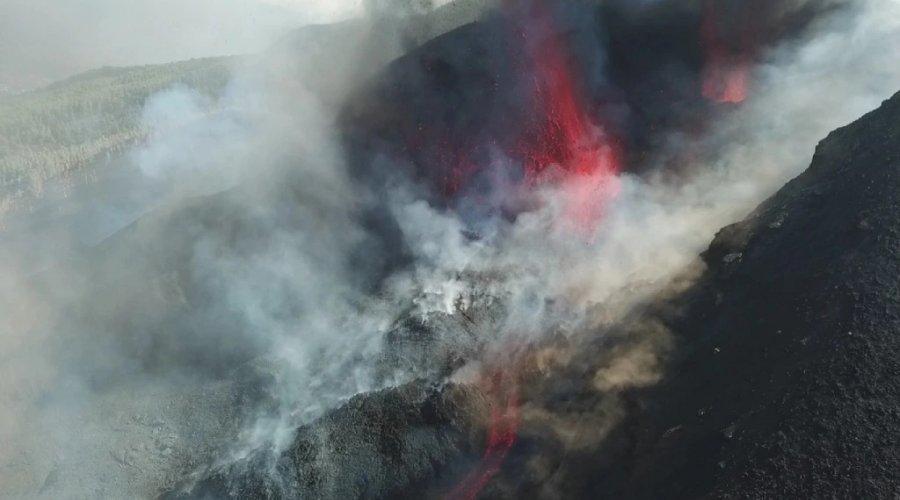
left=2, top=0, right=900, bottom=498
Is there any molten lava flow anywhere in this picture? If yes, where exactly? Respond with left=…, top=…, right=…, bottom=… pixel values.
left=412, top=0, right=621, bottom=230
left=514, top=0, right=621, bottom=230
left=446, top=365, right=521, bottom=500
left=701, top=0, right=753, bottom=104
left=447, top=4, right=621, bottom=498
left=702, top=55, right=750, bottom=104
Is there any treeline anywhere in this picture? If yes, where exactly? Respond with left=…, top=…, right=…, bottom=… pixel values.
left=0, top=57, right=237, bottom=193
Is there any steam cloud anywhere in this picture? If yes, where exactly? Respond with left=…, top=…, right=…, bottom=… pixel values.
left=2, top=0, right=900, bottom=498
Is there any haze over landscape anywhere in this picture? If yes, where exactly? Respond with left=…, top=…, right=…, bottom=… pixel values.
left=2, top=1, right=900, bottom=499
left=0, top=0, right=462, bottom=91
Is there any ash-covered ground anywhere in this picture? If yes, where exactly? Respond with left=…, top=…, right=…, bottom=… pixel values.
left=486, top=88, right=900, bottom=500
left=3, top=1, right=900, bottom=499
left=162, top=89, right=900, bottom=499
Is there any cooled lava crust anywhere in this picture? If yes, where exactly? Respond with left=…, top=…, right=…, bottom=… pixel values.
left=486, top=90, right=900, bottom=499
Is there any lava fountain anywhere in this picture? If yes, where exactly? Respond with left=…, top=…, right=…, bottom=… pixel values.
left=701, top=0, right=756, bottom=104
left=447, top=1, right=622, bottom=497
left=509, top=0, right=621, bottom=231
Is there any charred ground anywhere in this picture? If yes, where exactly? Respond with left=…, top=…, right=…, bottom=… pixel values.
left=485, top=89, right=900, bottom=499
left=8, top=1, right=894, bottom=498
left=154, top=3, right=900, bottom=498
left=164, top=88, right=900, bottom=499
left=340, top=0, right=844, bottom=209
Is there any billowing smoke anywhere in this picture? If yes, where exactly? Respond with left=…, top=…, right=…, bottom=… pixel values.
left=2, top=0, right=900, bottom=498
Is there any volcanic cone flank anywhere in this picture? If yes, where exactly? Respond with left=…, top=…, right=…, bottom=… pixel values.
left=486, top=90, right=900, bottom=499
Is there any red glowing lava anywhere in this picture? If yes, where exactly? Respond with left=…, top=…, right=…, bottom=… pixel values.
left=446, top=365, right=520, bottom=500
left=417, top=0, right=621, bottom=230
left=701, top=0, right=754, bottom=104
left=513, top=0, right=621, bottom=230
left=447, top=3, right=621, bottom=497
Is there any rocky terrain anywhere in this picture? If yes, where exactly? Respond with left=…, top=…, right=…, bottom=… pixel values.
left=162, top=382, right=490, bottom=500
left=5, top=2, right=900, bottom=499
left=146, top=1, right=900, bottom=496
left=556, top=87, right=900, bottom=500
left=163, top=76, right=900, bottom=500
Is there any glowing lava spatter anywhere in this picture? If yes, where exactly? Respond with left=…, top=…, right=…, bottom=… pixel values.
left=446, top=365, right=521, bottom=500
left=513, top=0, right=621, bottom=230
left=701, top=0, right=754, bottom=104
left=447, top=3, right=621, bottom=498
left=420, top=0, right=621, bottom=230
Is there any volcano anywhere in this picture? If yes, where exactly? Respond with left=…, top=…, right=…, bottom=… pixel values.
left=339, top=0, right=831, bottom=226
left=483, top=89, right=900, bottom=499
left=7, top=1, right=899, bottom=498
left=162, top=86, right=900, bottom=498
left=163, top=37, right=900, bottom=500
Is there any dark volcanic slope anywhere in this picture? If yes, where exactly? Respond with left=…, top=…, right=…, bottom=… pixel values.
left=493, top=90, right=900, bottom=499
left=161, top=91, right=900, bottom=500
left=340, top=0, right=837, bottom=209
left=163, top=382, right=489, bottom=500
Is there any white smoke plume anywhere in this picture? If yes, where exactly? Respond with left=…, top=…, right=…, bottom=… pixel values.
left=1, top=0, right=900, bottom=498
left=388, top=0, right=900, bottom=341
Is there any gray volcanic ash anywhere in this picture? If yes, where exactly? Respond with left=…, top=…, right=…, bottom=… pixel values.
left=2, top=1, right=900, bottom=499
left=488, top=88, right=900, bottom=500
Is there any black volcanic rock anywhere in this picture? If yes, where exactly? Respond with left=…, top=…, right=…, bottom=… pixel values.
left=161, top=381, right=489, bottom=500
left=490, top=91, right=900, bottom=498
left=339, top=0, right=842, bottom=210
left=160, top=87, right=900, bottom=500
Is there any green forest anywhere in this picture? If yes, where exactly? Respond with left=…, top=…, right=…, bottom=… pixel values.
left=0, top=57, right=236, bottom=192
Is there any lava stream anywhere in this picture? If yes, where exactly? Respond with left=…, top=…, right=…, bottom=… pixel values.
left=446, top=365, right=521, bottom=500
left=512, top=0, right=621, bottom=230
left=701, top=0, right=754, bottom=104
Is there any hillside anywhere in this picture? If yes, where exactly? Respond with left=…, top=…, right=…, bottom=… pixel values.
left=5, top=2, right=897, bottom=498
left=157, top=87, right=900, bottom=499
left=486, top=89, right=900, bottom=499
left=0, top=57, right=236, bottom=192
left=0, top=0, right=492, bottom=202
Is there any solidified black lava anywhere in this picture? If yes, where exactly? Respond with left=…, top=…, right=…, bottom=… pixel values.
left=164, top=90, right=900, bottom=499
left=340, top=0, right=840, bottom=209
left=157, top=6, right=899, bottom=499
left=487, top=90, right=900, bottom=499
left=161, top=381, right=488, bottom=500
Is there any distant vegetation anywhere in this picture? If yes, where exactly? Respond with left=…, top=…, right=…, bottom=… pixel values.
left=0, top=0, right=489, bottom=199
left=0, top=57, right=236, bottom=194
